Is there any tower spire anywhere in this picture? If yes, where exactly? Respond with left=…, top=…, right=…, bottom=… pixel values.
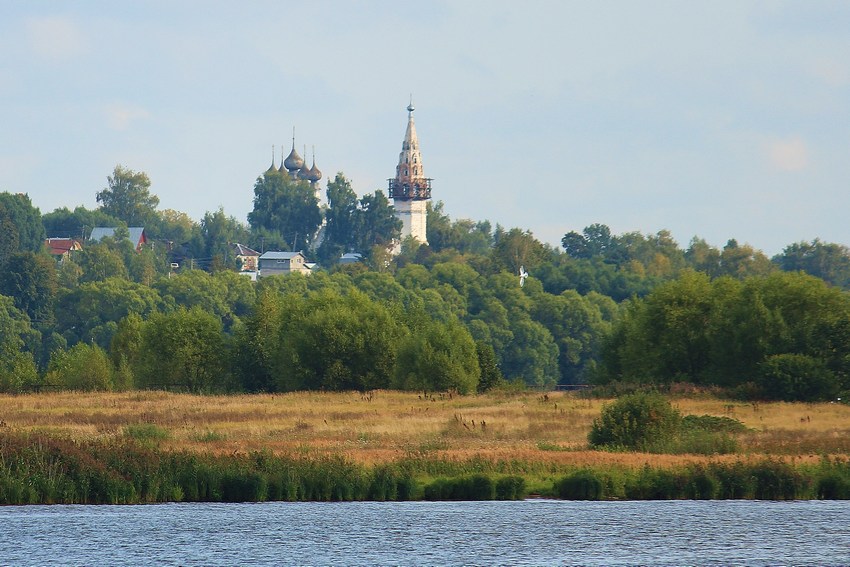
left=283, top=126, right=304, bottom=176
left=266, top=144, right=277, bottom=174
left=388, top=99, right=432, bottom=248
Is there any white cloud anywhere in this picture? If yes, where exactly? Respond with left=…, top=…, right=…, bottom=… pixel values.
left=26, top=16, right=86, bottom=62
left=765, top=137, right=810, bottom=172
left=104, top=104, right=151, bottom=131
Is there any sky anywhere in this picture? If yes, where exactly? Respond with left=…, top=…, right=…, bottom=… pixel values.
left=2, top=1, right=849, bottom=256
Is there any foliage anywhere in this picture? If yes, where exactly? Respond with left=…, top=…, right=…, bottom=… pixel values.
left=55, top=277, right=163, bottom=348
left=190, top=207, right=250, bottom=270
left=393, top=319, right=480, bottom=394
left=96, top=165, right=160, bottom=226
left=774, top=239, right=850, bottom=289
left=47, top=342, right=114, bottom=391
left=135, top=307, right=229, bottom=393
left=475, top=340, right=504, bottom=392
left=757, top=354, right=839, bottom=402
left=75, top=241, right=131, bottom=283
left=154, top=269, right=254, bottom=331
left=0, top=251, right=58, bottom=327
left=588, top=393, right=683, bottom=451
left=233, top=290, right=283, bottom=393
left=273, top=289, right=404, bottom=392
left=0, top=295, right=39, bottom=393
left=597, top=270, right=850, bottom=400
left=42, top=205, right=121, bottom=240
left=0, top=192, right=45, bottom=256
left=248, top=170, right=321, bottom=251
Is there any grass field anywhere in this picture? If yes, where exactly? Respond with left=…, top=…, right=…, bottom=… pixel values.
left=2, top=389, right=848, bottom=469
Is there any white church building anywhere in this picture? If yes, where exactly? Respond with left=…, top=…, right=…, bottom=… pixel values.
left=388, top=101, right=432, bottom=247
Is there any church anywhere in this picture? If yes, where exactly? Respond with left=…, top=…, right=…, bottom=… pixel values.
left=260, top=102, right=434, bottom=253
left=265, top=129, right=323, bottom=206
left=388, top=101, right=433, bottom=246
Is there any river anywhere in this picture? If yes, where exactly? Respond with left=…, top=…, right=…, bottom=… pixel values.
left=1, top=500, right=848, bottom=566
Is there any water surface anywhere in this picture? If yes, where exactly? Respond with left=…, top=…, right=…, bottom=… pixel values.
left=1, top=500, right=848, bottom=566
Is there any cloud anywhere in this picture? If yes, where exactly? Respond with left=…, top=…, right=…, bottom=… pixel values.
left=104, top=104, right=151, bottom=131
left=765, top=137, right=810, bottom=172
left=26, top=16, right=86, bottom=62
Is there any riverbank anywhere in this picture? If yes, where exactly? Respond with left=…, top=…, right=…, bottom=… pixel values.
left=1, top=390, right=849, bottom=503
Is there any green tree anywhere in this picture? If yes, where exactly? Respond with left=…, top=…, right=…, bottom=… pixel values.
left=109, top=312, right=144, bottom=389
left=426, top=201, right=492, bottom=255
left=154, top=269, right=254, bottom=330
left=233, top=290, right=283, bottom=392
left=248, top=170, right=321, bottom=251
left=499, top=315, right=560, bottom=388
left=0, top=251, right=58, bottom=327
left=491, top=227, right=551, bottom=276
left=55, top=277, right=163, bottom=347
left=531, top=290, right=617, bottom=384
left=96, top=165, right=160, bottom=226
left=136, top=307, right=228, bottom=393
left=774, top=239, right=850, bottom=289
left=686, top=238, right=774, bottom=279
left=274, top=289, right=403, bottom=392
left=393, top=319, right=480, bottom=394
left=42, top=205, right=121, bottom=240
left=355, top=190, right=401, bottom=258
left=76, top=242, right=130, bottom=283
left=0, top=192, right=45, bottom=255
left=757, top=353, right=839, bottom=402
left=0, top=295, right=39, bottom=393
left=600, top=270, right=714, bottom=384
left=475, top=340, right=504, bottom=392
left=191, top=207, right=250, bottom=270
left=147, top=208, right=198, bottom=244
left=47, top=343, right=113, bottom=391
left=318, top=173, right=359, bottom=263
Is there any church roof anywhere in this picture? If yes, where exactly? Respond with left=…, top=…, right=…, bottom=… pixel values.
left=283, top=129, right=304, bottom=171
left=307, top=149, right=322, bottom=182
left=266, top=145, right=278, bottom=174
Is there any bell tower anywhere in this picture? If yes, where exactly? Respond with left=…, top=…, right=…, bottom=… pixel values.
left=389, top=100, right=432, bottom=245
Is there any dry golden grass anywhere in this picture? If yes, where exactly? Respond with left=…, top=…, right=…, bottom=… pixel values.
left=1, top=390, right=848, bottom=467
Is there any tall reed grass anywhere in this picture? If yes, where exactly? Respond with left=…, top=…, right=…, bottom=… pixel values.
left=2, top=431, right=849, bottom=504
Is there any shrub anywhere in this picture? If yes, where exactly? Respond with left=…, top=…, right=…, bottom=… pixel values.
left=47, top=343, right=114, bottom=391
left=757, top=354, right=840, bottom=402
left=495, top=476, right=527, bottom=500
left=556, top=470, right=604, bottom=500
left=588, top=392, right=682, bottom=451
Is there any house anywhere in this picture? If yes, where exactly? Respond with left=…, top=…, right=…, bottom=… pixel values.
left=232, top=243, right=260, bottom=272
left=89, top=227, right=148, bottom=251
left=258, top=251, right=311, bottom=278
left=338, top=252, right=363, bottom=265
left=44, top=238, right=82, bottom=262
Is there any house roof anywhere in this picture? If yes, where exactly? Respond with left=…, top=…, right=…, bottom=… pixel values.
left=259, top=251, right=304, bottom=260
left=233, top=243, right=260, bottom=257
left=339, top=253, right=363, bottom=264
left=90, top=227, right=146, bottom=246
left=45, top=238, right=82, bottom=255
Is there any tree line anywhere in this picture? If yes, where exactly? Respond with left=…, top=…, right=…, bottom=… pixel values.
left=2, top=165, right=850, bottom=399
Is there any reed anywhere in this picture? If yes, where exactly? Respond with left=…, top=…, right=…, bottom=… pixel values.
left=1, top=390, right=849, bottom=503
left=2, top=429, right=850, bottom=504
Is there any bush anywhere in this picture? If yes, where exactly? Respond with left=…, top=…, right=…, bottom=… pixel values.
left=556, top=470, right=604, bottom=500
left=757, top=354, right=840, bottom=402
left=588, top=393, right=682, bottom=452
left=47, top=343, right=114, bottom=391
